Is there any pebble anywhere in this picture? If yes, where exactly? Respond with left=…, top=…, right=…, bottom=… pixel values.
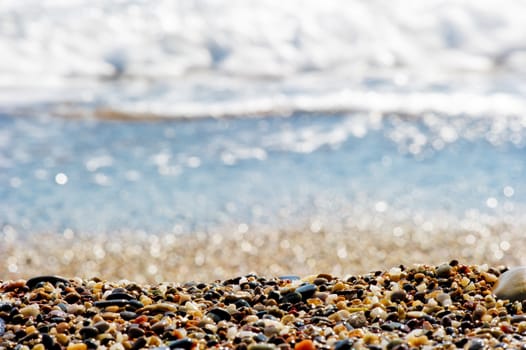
left=407, top=335, right=429, bottom=347
left=131, top=337, right=147, bottom=350
left=294, top=339, right=315, bottom=350
left=139, top=302, right=177, bottom=313
left=436, top=292, right=452, bottom=307
left=334, top=339, right=353, bottom=350
left=26, top=275, right=69, bottom=289
left=295, top=284, right=317, bottom=299
left=370, top=307, right=387, bottom=320
left=468, top=338, right=485, bottom=350
left=390, top=290, right=407, bottom=303
left=281, top=291, right=302, bottom=304
left=106, top=292, right=135, bottom=300
left=120, top=311, right=137, bottom=320
left=207, top=307, right=231, bottom=322
left=20, top=304, right=40, bottom=318
left=93, top=299, right=143, bottom=309
left=348, top=312, right=367, bottom=328
left=406, top=311, right=425, bottom=318
left=79, top=326, right=99, bottom=339
left=167, top=338, right=194, bottom=349
left=493, top=266, right=526, bottom=302
left=1, top=264, right=525, bottom=349
left=127, top=325, right=145, bottom=338
left=435, top=264, right=451, bottom=278
left=94, top=320, right=110, bottom=333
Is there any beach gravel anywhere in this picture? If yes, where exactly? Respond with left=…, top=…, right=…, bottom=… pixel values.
left=2, top=263, right=526, bottom=349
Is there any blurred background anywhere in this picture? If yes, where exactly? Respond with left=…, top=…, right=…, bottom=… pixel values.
left=1, top=0, right=526, bottom=282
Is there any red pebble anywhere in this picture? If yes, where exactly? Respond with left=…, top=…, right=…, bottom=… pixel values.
left=132, top=315, right=148, bottom=324
left=295, top=339, right=315, bottom=350
left=501, top=324, right=514, bottom=333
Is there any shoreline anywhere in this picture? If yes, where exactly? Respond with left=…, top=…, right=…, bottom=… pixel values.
left=1, top=263, right=525, bottom=349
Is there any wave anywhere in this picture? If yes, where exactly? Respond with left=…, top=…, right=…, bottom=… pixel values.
left=1, top=0, right=526, bottom=118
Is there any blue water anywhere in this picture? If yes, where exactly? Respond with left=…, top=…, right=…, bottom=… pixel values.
left=1, top=112, right=524, bottom=233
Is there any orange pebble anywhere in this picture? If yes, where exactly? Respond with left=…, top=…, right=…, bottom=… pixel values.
left=295, top=339, right=316, bottom=350
left=67, top=344, right=87, bottom=350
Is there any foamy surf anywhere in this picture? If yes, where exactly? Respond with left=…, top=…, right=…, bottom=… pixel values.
left=1, top=0, right=526, bottom=119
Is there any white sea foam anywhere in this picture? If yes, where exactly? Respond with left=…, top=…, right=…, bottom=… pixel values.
left=1, top=0, right=526, bottom=118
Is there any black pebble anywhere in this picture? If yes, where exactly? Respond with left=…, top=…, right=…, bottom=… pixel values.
left=168, top=338, right=194, bottom=350
left=441, top=315, right=452, bottom=327
left=296, top=284, right=317, bottom=299
left=234, top=299, right=251, bottom=308
left=127, top=325, right=145, bottom=338
left=334, top=339, right=353, bottom=350
left=454, top=338, right=468, bottom=348
left=0, top=303, right=13, bottom=312
left=26, top=276, right=69, bottom=289
left=93, top=299, right=143, bottom=309
left=207, top=307, right=231, bottom=322
left=0, top=317, right=5, bottom=336
left=131, top=337, right=148, bottom=350
left=41, top=333, right=54, bottom=349
left=38, top=325, right=51, bottom=333
left=64, top=293, right=81, bottom=304
left=84, top=339, right=98, bottom=350
left=106, top=292, right=135, bottom=300
left=204, top=291, right=222, bottom=300
left=268, top=291, right=281, bottom=301
left=79, top=326, right=99, bottom=339
left=93, top=321, right=110, bottom=333
left=281, top=292, right=302, bottom=304
left=445, top=326, right=456, bottom=335
left=367, top=345, right=382, bottom=350
left=120, top=311, right=138, bottom=321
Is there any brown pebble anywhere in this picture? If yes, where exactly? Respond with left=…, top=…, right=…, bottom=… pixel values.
left=348, top=312, right=367, bottom=328
left=139, top=303, right=177, bottom=313
left=390, top=290, right=407, bottom=303
left=56, top=322, right=70, bottom=334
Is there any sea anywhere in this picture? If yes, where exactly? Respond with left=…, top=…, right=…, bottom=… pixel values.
left=1, top=1, right=525, bottom=246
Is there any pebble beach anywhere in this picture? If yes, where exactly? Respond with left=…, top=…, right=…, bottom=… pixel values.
left=3, top=1, right=526, bottom=349
left=2, top=262, right=526, bottom=350
left=3, top=225, right=526, bottom=349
